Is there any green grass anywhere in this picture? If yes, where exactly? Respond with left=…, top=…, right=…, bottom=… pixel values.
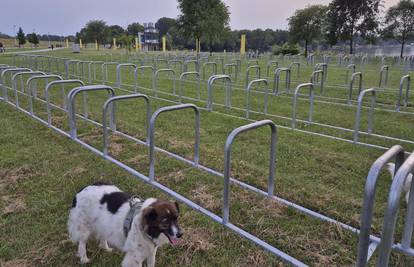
left=1, top=49, right=414, bottom=266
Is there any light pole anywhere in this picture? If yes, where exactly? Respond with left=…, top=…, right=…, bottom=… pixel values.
left=13, top=25, right=16, bottom=46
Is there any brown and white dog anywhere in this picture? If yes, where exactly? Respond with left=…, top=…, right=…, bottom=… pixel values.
left=67, top=182, right=182, bottom=267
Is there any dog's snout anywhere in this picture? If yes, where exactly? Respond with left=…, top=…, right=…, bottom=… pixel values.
left=177, top=231, right=183, bottom=238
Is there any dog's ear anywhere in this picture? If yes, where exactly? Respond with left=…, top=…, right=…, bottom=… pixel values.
left=144, top=207, right=158, bottom=222
left=174, top=201, right=180, bottom=213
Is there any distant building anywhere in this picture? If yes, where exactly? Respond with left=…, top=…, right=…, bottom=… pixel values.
left=140, top=23, right=159, bottom=51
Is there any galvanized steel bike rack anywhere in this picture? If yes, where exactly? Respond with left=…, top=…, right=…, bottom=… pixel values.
left=183, top=59, right=199, bottom=73
left=45, top=80, right=85, bottom=125
left=153, top=69, right=176, bottom=97
left=353, top=88, right=376, bottom=143
left=101, top=62, right=119, bottom=84
left=345, top=64, right=356, bottom=84
left=116, top=63, right=137, bottom=89
left=289, top=62, right=300, bottom=78
left=292, top=83, right=314, bottom=129
left=245, top=65, right=261, bottom=89
left=310, top=70, right=324, bottom=95
left=266, top=61, right=279, bottom=78
left=207, top=74, right=232, bottom=111
left=245, top=79, right=269, bottom=119
left=202, top=62, right=217, bottom=80
left=179, top=72, right=201, bottom=102
left=148, top=104, right=200, bottom=180
left=26, top=75, right=63, bottom=113
left=379, top=65, right=389, bottom=88
left=224, top=63, right=238, bottom=81
left=1, top=68, right=31, bottom=101
left=356, top=145, right=405, bottom=266
left=68, top=85, right=116, bottom=138
left=273, top=67, right=291, bottom=95
left=65, top=60, right=81, bottom=79
left=103, top=94, right=151, bottom=155
left=348, top=72, right=363, bottom=105
left=397, top=75, right=410, bottom=111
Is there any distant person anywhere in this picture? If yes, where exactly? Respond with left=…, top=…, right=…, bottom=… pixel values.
left=0, top=42, right=4, bottom=53
left=51, top=44, right=54, bottom=50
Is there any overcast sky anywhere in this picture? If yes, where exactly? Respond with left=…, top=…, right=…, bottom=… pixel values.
left=0, top=0, right=400, bottom=36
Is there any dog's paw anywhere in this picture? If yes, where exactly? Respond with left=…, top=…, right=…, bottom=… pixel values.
left=99, top=241, right=113, bottom=252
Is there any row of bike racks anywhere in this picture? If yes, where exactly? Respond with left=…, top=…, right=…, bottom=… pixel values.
left=1, top=65, right=414, bottom=266
left=10, top=55, right=414, bottom=150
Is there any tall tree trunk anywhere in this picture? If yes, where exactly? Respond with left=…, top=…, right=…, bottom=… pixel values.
left=350, top=34, right=354, bottom=55
left=305, top=39, right=308, bottom=58
left=401, top=38, right=405, bottom=58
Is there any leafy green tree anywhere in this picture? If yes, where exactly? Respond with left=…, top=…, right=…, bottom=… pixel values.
left=17, top=27, right=26, bottom=47
left=383, top=0, right=414, bottom=58
left=288, top=5, right=328, bottom=57
left=83, top=20, right=108, bottom=50
left=107, top=25, right=125, bottom=44
left=119, top=33, right=134, bottom=51
left=327, top=0, right=381, bottom=54
left=27, top=32, right=39, bottom=47
left=155, top=17, right=176, bottom=38
left=177, top=0, right=230, bottom=52
left=127, top=22, right=144, bottom=36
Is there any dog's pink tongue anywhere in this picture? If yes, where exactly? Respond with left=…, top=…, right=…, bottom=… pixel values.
left=170, top=237, right=181, bottom=246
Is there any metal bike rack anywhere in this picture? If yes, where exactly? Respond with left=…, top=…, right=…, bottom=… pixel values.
left=26, top=75, right=62, bottom=113
left=68, top=85, right=116, bottom=138
left=356, top=145, right=406, bottom=267
left=266, top=61, right=279, bottom=78
left=101, top=62, right=119, bottom=84
left=376, top=151, right=414, bottom=266
left=202, top=62, right=217, bottom=80
left=116, top=63, right=137, bottom=88
left=155, top=59, right=169, bottom=69
left=223, top=119, right=276, bottom=223
left=65, top=60, right=81, bottom=79
left=89, top=61, right=104, bottom=82
left=183, top=60, right=199, bottom=73
left=348, top=72, right=363, bottom=105
left=310, top=70, right=324, bottom=95
left=397, top=75, right=410, bottom=111
left=153, top=69, right=176, bottom=97
left=207, top=74, right=232, bottom=111
left=379, top=65, right=389, bottom=88
left=232, top=59, right=241, bottom=75
left=307, top=54, right=314, bottom=65
left=10, top=71, right=46, bottom=107
left=248, top=59, right=259, bottom=66
left=245, top=79, right=269, bottom=119
left=224, top=63, right=238, bottom=81
left=135, top=66, right=155, bottom=92
left=148, top=104, right=200, bottom=180
left=245, top=65, right=261, bottom=89
left=353, top=88, right=376, bottom=143
left=273, top=67, right=291, bottom=95
left=168, top=59, right=184, bottom=74
left=314, top=63, right=328, bottom=82
left=292, top=83, right=314, bottom=129
left=345, top=64, right=356, bottom=84
left=179, top=72, right=201, bottom=102
left=216, top=57, right=224, bottom=73
left=1, top=68, right=31, bottom=101
left=45, top=80, right=85, bottom=125
left=289, top=62, right=301, bottom=78
left=103, top=94, right=151, bottom=155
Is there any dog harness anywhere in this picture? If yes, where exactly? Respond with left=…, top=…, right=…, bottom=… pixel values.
left=123, top=196, right=144, bottom=237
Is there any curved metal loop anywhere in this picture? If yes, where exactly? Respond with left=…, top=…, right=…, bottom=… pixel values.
left=153, top=69, right=176, bottom=97
left=245, top=79, right=269, bottom=119
left=345, top=64, right=356, bottom=84
left=356, top=145, right=405, bottom=267
left=26, top=74, right=63, bottom=113
left=224, top=63, right=238, bottom=81
left=273, top=67, right=291, bottom=95
left=183, top=59, right=199, bottom=73
left=179, top=71, right=201, bottom=102
left=310, top=70, right=325, bottom=95
left=1, top=68, right=32, bottom=101
left=223, top=120, right=277, bottom=224
left=289, top=62, right=301, bottom=79
left=67, top=85, right=116, bottom=138
left=45, top=80, right=84, bottom=126
left=245, top=65, right=261, bottom=89
left=292, top=83, right=314, bottom=129
left=379, top=65, right=389, bottom=88
left=116, top=63, right=137, bottom=88
left=266, top=61, right=279, bottom=77
left=202, top=62, right=217, bottom=80
left=353, top=88, right=376, bottom=143
left=207, top=74, right=232, bottom=111
left=377, top=152, right=414, bottom=266
left=148, top=104, right=200, bottom=180
left=102, top=94, right=150, bottom=155
left=348, top=72, right=363, bottom=105
left=397, top=75, right=410, bottom=111
left=101, top=62, right=119, bottom=83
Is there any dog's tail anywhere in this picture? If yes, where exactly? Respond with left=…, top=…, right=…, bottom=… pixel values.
left=386, top=163, right=395, bottom=179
